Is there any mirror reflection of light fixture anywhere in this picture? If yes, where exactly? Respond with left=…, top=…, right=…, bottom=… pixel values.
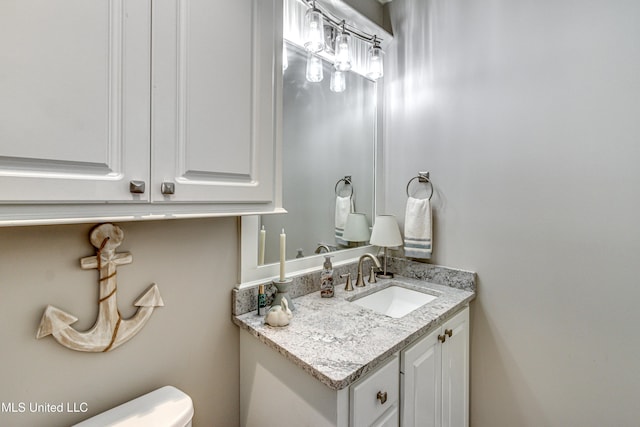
left=333, top=22, right=352, bottom=71
left=369, top=215, right=402, bottom=278
left=306, top=53, right=324, bottom=82
left=283, top=43, right=289, bottom=72
left=367, top=36, right=384, bottom=80
left=343, top=213, right=370, bottom=243
left=330, top=69, right=346, bottom=92
left=304, top=2, right=325, bottom=53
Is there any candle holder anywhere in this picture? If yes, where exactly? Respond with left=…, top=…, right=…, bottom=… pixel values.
left=271, top=278, right=295, bottom=311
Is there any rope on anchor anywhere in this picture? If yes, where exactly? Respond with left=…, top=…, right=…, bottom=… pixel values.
left=99, top=272, right=117, bottom=282
left=96, top=235, right=122, bottom=352
left=103, top=311, right=122, bottom=353
left=96, top=236, right=110, bottom=270
left=96, top=236, right=117, bottom=303
left=99, top=285, right=118, bottom=303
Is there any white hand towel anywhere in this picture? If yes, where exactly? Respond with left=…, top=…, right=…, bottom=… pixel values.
left=404, top=196, right=432, bottom=259
left=335, top=195, right=353, bottom=245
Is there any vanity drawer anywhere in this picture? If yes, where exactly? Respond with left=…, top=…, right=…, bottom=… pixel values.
left=350, top=353, right=399, bottom=427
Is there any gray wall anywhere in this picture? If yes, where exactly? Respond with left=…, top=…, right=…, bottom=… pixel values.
left=343, top=0, right=386, bottom=29
left=384, top=0, right=640, bottom=425
left=0, top=218, right=239, bottom=426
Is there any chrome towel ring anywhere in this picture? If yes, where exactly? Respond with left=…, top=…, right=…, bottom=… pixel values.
left=335, top=176, right=354, bottom=197
left=406, top=171, right=433, bottom=200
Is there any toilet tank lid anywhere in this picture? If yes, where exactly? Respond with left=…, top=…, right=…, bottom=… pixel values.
left=73, top=386, right=194, bottom=427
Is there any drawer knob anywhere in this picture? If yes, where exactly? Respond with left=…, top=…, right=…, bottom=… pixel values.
left=445, top=328, right=453, bottom=338
left=377, top=391, right=388, bottom=405
left=438, top=334, right=446, bottom=343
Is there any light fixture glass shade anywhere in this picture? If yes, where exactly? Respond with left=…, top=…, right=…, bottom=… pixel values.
left=367, top=45, right=384, bottom=80
left=304, top=7, right=325, bottom=53
left=305, top=53, right=323, bottom=82
left=330, top=69, right=346, bottom=93
left=370, top=215, right=402, bottom=247
left=282, top=43, right=288, bottom=72
left=343, top=213, right=370, bottom=242
left=334, top=32, right=352, bottom=71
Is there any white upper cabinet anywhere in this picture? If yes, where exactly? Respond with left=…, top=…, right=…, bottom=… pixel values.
left=151, top=0, right=279, bottom=203
left=0, top=0, right=282, bottom=224
left=0, top=0, right=151, bottom=203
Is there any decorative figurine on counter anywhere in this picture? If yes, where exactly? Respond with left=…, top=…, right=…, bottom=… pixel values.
left=264, top=298, right=293, bottom=327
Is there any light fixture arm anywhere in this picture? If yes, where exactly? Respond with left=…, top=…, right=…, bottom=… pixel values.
left=300, top=0, right=383, bottom=48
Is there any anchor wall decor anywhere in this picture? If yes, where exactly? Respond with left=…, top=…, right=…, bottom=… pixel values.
left=36, top=223, right=164, bottom=352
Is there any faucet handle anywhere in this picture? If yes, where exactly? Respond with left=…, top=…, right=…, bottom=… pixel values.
left=368, top=266, right=379, bottom=284
left=340, top=273, right=353, bottom=291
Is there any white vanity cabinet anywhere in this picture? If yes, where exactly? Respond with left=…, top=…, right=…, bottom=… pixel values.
left=240, top=330, right=399, bottom=427
left=239, top=306, right=469, bottom=427
left=401, top=307, right=469, bottom=427
left=0, top=0, right=282, bottom=223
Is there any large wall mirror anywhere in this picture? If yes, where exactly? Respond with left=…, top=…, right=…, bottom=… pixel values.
left=260, top=40, right=376, bottom=264
left=239, top=0, right=391, bottom=284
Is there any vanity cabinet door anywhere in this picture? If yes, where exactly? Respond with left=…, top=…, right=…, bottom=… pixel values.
left=401, top=307, right=469, bottom=427
left=0, top=0, right=151, bottom=203
left=151, top=0, right=281, bottom=204
left=401, top=328, right=441, bottom=427
left=441, top=307, right=469, bottom=427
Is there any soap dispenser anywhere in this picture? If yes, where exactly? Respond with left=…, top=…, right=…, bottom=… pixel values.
left=320, top=255, right=334, bottom=298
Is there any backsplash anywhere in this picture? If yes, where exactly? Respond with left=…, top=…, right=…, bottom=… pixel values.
left=232, top=257, right=476, bottom=316
left=385, top=257, right=476, bottom=292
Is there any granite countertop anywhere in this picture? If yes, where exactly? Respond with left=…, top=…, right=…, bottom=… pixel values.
left=233, top=275, right=476, bottom=391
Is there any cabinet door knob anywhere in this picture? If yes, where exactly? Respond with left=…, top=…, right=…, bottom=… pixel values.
left=438, top=334, right=446, bottom=343
left=161, top=181, right=175, bottom=195
left=445, top=329, right=453, bottom=338
left=129, top=180, right=146, bottom=194
left=376, top=391, right=388, bottom=404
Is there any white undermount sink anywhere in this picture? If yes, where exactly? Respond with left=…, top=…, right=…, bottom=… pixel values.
left=350, top=285, right=438, bottom=318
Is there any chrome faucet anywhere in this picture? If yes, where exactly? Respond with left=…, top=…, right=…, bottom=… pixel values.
left=314, top=244, right=331, bottom=254
left=355, top=254, right=382, bottom=287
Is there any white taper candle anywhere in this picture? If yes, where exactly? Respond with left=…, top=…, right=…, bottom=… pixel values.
left=279, top=228, right=286, bottom=281
left=258, top=225, right=266, bottom=266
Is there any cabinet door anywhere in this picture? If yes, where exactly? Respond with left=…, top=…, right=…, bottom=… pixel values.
left=0, top=0, right=151, bottom=203
left=441, top=307, right=470, bottom=427
left=151, top=0, right=281, bottom=204
left=401, top=327, right=441, bottom=427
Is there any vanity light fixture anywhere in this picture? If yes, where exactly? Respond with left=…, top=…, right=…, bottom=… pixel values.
left=367, top=36, right=384, bottom=80
left=369, top=215, right=402, bottom=278
left=304, top=1, right=325, bottom=53
left=330, top=69, right=346, bottom=92
left=305, top=53, right=324, bottom=82
left=333, top=21, right=352, bottom=72
left=297, top=0, right=385, bottom=86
